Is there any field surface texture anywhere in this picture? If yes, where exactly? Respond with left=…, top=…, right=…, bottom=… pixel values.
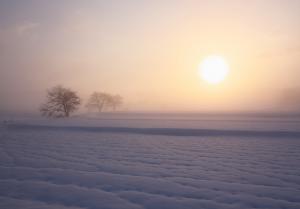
left=0, top=113, right=300, bottom=209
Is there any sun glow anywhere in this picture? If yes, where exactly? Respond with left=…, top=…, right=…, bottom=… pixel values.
left=199, top=55, right=229, bottom=84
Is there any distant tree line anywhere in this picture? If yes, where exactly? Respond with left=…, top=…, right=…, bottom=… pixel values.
left=40, top=85, right=123, bottom=118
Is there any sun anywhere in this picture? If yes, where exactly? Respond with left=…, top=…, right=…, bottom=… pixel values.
left=199, top=55, right=229, bottom=84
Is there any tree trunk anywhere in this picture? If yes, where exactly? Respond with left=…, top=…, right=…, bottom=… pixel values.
left=63, top=104, right=69, bottom=117
left=98, top=101, right=105, bottom=112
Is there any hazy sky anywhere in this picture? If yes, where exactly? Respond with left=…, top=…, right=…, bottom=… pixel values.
left=0, top=0, right=300, bottom=113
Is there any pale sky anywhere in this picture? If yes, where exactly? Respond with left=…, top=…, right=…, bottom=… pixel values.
left=0, top=0, right=300, bottom=113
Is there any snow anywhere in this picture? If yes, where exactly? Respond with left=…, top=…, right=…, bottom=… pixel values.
left=1, top=113, right=300, bottom=209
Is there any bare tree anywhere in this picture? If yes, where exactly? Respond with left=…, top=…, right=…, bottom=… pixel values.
left=40, top=86, right=81, bottom=117
left=86, top=92, right=111, bottom=112
left=109, top=95, right=123, bottom=111
left=86, top=92, right=123, bottom=112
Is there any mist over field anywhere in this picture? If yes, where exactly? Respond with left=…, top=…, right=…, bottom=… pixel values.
left=1, top=1, right=300, bottom=209
left=1, top=0, right=300, bottom=113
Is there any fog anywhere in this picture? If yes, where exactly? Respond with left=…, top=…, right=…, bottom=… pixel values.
left=1, top=0, right=300, bottom=113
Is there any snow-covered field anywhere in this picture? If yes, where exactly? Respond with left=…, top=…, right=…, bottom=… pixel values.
left=1, top=113, right=300, bottom=209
